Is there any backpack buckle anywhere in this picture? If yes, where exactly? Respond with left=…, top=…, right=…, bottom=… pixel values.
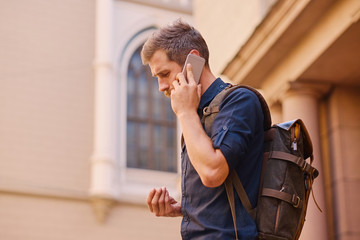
left=301, top=161, right=307, bottom=171
left=203, top=106, right=220, bottom=117
left=292, top=195, right=301, bottom=208
left=203, top=106, right=211, bottom=116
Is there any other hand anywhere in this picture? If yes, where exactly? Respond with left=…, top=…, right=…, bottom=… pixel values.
left=146, top=187, right=182, bottom=217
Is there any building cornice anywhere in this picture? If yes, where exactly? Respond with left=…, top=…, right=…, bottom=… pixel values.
left=118, top=0, right=192, bottom=14
left=221, top=0, right=336, bottom=88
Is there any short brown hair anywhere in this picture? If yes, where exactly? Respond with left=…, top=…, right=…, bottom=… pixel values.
left=141, top=19, right=209, bottom=67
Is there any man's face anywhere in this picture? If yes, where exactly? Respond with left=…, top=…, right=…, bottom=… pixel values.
left=149, top=50, right=182, bottom=97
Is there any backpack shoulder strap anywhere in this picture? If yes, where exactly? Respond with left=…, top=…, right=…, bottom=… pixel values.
left=201, top=84, right=272, bottom=136
left=225, top=170, right=257, bottom=216
left=224, top=170, right=257, bottom=239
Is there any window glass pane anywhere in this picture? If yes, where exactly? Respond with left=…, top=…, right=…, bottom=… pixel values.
left=127, top=68, right=136, bottom=116
left=131, top=53, right=143, bottom=72
left=138, top=71, right=148, bottom=118
left=167, top=127, right=176, bottom=172
left=126, top=122, right=136, bottom=168
left=167, top=148, right=175, bottom=172
left=167, top=127, right=175, bottom=148
left=138, top=123, right=149, bottom=169
left=153, top=125, right=163, bottom=171
left=152, top=76, right=162, bottom=120
left=166, top=96, right=175, bottom=121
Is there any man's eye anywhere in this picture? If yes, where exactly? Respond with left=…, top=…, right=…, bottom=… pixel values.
left=160, top=72, right=170, bottom=77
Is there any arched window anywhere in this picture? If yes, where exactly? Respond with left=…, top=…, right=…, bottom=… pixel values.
left=126, top=45, right=177, bottom=172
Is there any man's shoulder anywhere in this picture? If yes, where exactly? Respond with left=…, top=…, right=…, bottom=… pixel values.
left=219, top=86, right=261, bottom=109
left=227, top=85, right=259, bottom=98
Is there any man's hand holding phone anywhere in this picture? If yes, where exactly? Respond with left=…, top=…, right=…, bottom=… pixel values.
left=170, top=53, right=205, bottom=117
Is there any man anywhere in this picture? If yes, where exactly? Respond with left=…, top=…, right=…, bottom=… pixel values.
left=141, top=19, right=264, bottom=239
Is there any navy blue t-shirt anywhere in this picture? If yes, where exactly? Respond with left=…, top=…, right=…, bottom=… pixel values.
left=180, top=78, right=264, bottom=240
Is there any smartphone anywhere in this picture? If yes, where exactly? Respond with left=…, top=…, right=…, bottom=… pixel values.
left=182, top=54, right=205, bottom=84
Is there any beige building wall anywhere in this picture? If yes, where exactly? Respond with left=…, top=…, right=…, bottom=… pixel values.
left=0, top=193, right=180, bottom=239
left=0, top=0, right=189, bottom=239
left=194, top=0, right=276, bottom=75
left=0, top=0, right=94, bottom=199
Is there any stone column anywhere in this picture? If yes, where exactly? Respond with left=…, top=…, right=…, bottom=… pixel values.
left=281, top=82, right=329, bottom=240
left=90, top=0, right=118, bottom=223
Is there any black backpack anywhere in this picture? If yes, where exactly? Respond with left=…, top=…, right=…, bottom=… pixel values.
left=201, top=84, right=320, bottom=240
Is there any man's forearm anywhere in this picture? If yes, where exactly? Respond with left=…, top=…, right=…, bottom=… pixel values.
left=178, top=111, right=229, bottom=187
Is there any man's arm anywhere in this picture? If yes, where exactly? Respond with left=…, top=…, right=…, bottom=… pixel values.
left=171, top=64, right=229, bottom=188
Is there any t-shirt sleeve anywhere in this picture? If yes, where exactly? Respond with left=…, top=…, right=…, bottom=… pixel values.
left=211, top=88, right=263, bottom=171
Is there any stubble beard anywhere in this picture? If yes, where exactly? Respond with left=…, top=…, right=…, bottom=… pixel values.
left=164, top=89, right=171, bottom=98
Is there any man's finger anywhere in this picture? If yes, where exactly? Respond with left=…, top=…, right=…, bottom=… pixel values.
left=158, top=187, right=166, bottom=216
left=178, top=64, right=190, bottom=85
left=146, top=188, right=156, bottom=212
left=186, top=63, right=196, bottom=84
left=164, top=190, right=171, bottom=214
left=197, top=84, right=202, bottom=98
left=151, top=188, right=162, bottom=215
left=172, top=79, right=180, bottom=90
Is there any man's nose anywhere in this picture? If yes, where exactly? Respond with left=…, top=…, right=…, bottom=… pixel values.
left=158, top=80, right=169, bottom=92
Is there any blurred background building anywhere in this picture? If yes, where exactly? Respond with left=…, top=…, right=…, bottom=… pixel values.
left=0, top=0, right=359, bottom=239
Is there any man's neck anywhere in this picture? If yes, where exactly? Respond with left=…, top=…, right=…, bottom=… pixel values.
left=199, top=68, right=217, bottom=95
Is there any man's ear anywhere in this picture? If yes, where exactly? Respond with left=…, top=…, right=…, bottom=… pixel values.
left=189, top=49, right=200, bottom=56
